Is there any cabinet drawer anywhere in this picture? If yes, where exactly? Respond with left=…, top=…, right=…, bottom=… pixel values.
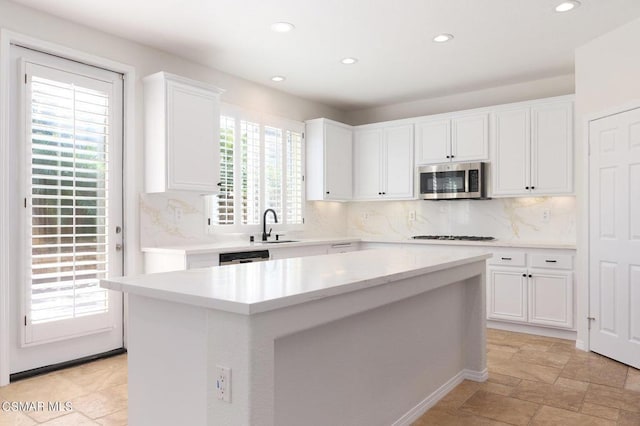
left=488, top=252, right=526, bottom=267
left=530, top=254, right=572, bottom=270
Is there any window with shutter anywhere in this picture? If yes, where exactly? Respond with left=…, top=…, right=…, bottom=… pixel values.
left=211, top=106, right=304, bottom=230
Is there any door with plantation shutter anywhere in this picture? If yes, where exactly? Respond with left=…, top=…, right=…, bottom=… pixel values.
left=9, top=46, right=123, bottom=371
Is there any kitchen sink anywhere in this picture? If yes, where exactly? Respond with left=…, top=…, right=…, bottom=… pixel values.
left=261, top=240, right=299, bottom=244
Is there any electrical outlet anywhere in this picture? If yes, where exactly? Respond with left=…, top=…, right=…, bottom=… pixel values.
left=408, top=210, right=416, bottom=221
left=174, top=207, right=184, bottom=223
left=542, top=208, right=551, bottom=223
left=216, top=365, right=231, bottom=402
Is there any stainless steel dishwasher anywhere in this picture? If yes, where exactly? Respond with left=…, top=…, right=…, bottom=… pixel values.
left=218, top=250, right=270, bottom=265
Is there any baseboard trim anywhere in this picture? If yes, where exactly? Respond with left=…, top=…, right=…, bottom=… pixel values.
left=463, top=368, right=488, bottom=382
left=487, top=320, right=577, bottom=341
left=575, top=339, right=586, bottom=351
left=392, top=368, right=486, bottom=426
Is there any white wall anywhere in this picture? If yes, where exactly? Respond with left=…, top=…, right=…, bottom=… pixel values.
left=345, top=74, right=575, bottom=125
left=574, top=16, right=640, bottom=350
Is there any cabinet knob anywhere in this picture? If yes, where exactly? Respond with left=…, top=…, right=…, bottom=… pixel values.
left=446, top=155, right=450, bottom=159
left=451, top=155, right=455, bottom=158
left=382, top=192, right=386, bottom=195
left=522, top=273, right=526, bottom=277
left=217, top=182, right=222, bottom=187
left=525, top=186, right=530, bottom=190
left=326, top=191, right=330, bottom=194
left=378, top=192, right=381, bottom=195
left=528, top=274, right=532, bottom=278
left=531, top=186, right=535, bottom=190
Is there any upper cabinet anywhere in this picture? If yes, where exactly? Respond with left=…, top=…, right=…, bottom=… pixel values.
left=306, top=118, right=353, bottom=201
left=491, top=97, right=573, bottom=197
left=144, top=72, right=224, bottom=193
left=415, top=112, right=489, bottom=165
left=353, top=124, right=414, bottom=200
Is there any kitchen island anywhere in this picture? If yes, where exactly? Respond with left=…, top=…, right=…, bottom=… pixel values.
left=101, top=248, right=490, bottom=426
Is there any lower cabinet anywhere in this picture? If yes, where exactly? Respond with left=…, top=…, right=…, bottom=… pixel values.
left=488, top=268, right=527, bottom=322
left=528, top=270, right=573, bottom=328
left=487, top=250, right=574, bottom=330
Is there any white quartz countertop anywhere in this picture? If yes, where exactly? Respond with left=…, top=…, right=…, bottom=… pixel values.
left=364, top=238, right=576, bottom=250
left=101, top=248, right=491, bottom=315
left=141, top=236, right=575, bottom=255
left=141, top=237, right=360, bottom=255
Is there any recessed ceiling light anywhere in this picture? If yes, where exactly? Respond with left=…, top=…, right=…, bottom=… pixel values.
left=341, top=57, right=358, bottom=65
left=270, top=22, right=295, bottom=33
left=555, top=1, right=580, bottom=12
left=271, top=75, right=286, bottom=82
left=433, top=33, right=454, bottom=43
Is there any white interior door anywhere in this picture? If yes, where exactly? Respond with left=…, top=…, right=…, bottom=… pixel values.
left=9, top=46, right=124, bottom=373
left=589, top=107, right=640, bottom=369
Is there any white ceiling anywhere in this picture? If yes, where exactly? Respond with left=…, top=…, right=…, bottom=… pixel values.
left=11, top=0, right=640, bottom=110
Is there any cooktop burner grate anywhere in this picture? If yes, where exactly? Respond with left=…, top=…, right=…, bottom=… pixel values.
left=412, top=235, right=495, bottom=241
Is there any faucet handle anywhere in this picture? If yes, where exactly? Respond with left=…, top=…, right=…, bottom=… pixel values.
left=267, top=228, right=272, bottom=237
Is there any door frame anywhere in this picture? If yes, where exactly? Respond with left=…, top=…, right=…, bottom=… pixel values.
left=0, top=29, right=137, bottom=386
left=579, top=99, right=640, bottom=353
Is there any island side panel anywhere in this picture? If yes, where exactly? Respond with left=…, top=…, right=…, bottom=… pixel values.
left=274, top=280, right=467, bottom=426
left=127, top=294, right=209, bottom=426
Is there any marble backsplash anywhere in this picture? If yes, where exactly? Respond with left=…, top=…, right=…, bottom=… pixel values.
left=347, top=197, right=576, bottom=242
left=139, top=192, right=349, bottom=247
left=140, top=192, right=575, bottom=247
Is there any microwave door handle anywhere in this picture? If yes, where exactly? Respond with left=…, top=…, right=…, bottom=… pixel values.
left=464, top=170, right=469, bottom=194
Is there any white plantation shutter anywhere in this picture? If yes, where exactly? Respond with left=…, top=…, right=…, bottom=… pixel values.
left=286, top=130, right=304, bottom=224
left=241, top=120, right=261, bottom=225
left=264, top=126, right=283, bottom=219
left=216, top=116, right=235, bottom=225
left=25, top=62, right=121, bottom=344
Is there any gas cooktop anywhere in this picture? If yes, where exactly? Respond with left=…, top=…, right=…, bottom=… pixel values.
left=412, top=235, right=496, bottom=241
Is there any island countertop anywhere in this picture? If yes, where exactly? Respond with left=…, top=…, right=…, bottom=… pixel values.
left=101, top=248, right=491, bottom=315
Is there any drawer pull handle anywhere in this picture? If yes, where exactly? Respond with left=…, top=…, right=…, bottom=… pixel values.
left=545, top=260, right=557, bottom=263
left=501, top=257, right=512, bottom=260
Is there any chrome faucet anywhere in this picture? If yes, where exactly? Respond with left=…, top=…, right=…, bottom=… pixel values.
left=262, top=209, right=278, bottom=241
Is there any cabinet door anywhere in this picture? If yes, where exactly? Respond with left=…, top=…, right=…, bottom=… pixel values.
left=353, top=129, right=383, bottom=200
left=487, top=267, right=527, bottom=322
left=491, top=108, right=531, bottom=196
left=531, top=102, right=573, bottom=195
left=166, top=80, right=220, bottom=192
left=451, top=113, right=489, bottom=162
left=383, top=125, right=414, bottom=199
left=528, top=270, right=573, bottom=329
left=324, top=123, right=353, bottom=200
left=415, top=119, right=450, bottom=164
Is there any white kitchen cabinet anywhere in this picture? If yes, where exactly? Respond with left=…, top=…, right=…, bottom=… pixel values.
left=144, top=72, right=224, bottom=193
left=353, top=128, right=383, bottom=199
left=487, top=248, right=574, bottom=330
left=488, top=268, right=528, bottom=323
left=528, top=270, right=573, bottom=329
left=415, top=113, right=488, bottom=165
left=306, top=118, right=353, bottom=201
left=491, top=97, right=573, bottom=197
left=353, top=124, right=414, bottom=200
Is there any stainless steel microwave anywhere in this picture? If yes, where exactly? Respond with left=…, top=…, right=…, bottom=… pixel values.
left=417, top=162, right=487, bottom=200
